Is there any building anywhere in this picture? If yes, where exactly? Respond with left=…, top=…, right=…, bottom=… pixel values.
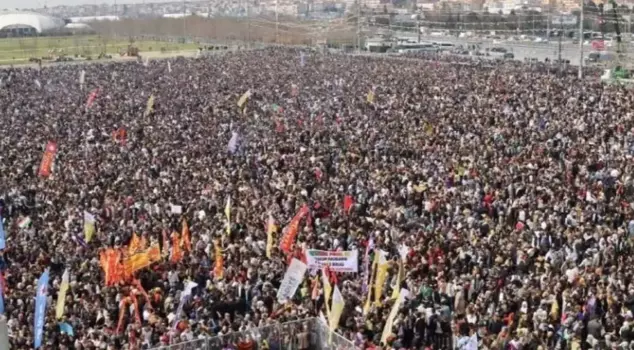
left=0, top=11, right=67, bottom=36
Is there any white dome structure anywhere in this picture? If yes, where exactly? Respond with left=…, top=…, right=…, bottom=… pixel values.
left=0, top=12, right=66, bottom=36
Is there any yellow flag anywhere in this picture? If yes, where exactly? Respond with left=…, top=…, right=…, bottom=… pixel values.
left=366, top=90, right=375, bottom=104
left=237, top=90, right=251, bottom=109
left=322, top=268, right=332, bottom=319
left=224, top=196, right=231, bottom=236
left=391, top=261, right=404, bottom=300
left=381, top=289, right=406, bottom=344
left=329, top=285, right=345, bottom=343
left=266, top=213, right=277, bottom=259
left=144, top=94, right=155, bottom=117
left=83, top=211, right=96, bottom=243
left=363, top=253, right=378, bottom=316
left=55, top=269, right=70, bottom=319
left=374, top=250, right=389, bottom=305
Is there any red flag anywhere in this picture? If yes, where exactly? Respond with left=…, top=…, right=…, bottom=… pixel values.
left=86, top=88, right=99, bottom=109
left=343, top=195, right=354, bottom=215
left=276, top=120, right=285, bottom=133
left=314, top=167, right=323, bottom=181
left=0, top=271, right=6, bottom=295
left=38, top=141, right=58, bottom=178
left=279, top=205, right=309, bottom=253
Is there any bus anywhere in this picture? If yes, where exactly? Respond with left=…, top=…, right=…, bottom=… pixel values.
left=392, top=43, right=438, bottom=54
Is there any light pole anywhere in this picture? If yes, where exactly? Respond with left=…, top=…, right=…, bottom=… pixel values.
left=578, top=0, right=584, bottom=79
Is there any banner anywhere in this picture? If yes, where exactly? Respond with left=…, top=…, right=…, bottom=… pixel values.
left=224, top=196, right=231, bottom=237
left=279, top=205, right=309, bottom=253
left=55, top=269, right=69, bottom=319
left=38, top=141, right=58, bottom=177
left=305, top=250, right=359, bottom=273
left=34, top=269, right=50, bottom=349
left=276, top=258, right=307, bottom=303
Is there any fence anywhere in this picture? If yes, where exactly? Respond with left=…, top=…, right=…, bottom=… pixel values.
left=150, top=317, right=358, bottom=350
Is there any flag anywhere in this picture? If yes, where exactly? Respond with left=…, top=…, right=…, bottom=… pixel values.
left=0, top=286, right=3, bottom=315
left=86, top=88, right=99, bottom=110
left=374, top=250, right=389, bottom=305
left=328, top=285, right=345, bottom=343
left=391, top=261, right=404, bottom=300
left=266, top=213, right=277, bottom=259
left=237, top=90, right=251, bottom=109
left=366, top=90, right=375, bottom=104
left=34, top=269, right=50, bottom=349
left=71, top=233, right=88, bottom=249
left=112, top=127, right=126, bottom=145
left=55, top=269, right=70, bottom=319
left=228, top=132, right=239, bottom=154
left=167, top=61, right=172, bottom=73
left=343, top=195, right=354, bottom=215
left=79, top=70, right=85, bottom=88
left=38, top=141, right=58, bottom=178
left=35, top=79, right=41, bottom=89
left=213, top=241, right=224, bottom=279
left=466, top=334, right=478, bottom=350
left=380, top=288, right=407, bottom=345
left=0, top=215, right=5, bottom=251
left=59, top=322, right=74, bottom=337
left=362, top=238, right=374, bottom=295
left=172, top=281, right=198, bottom=329
left=83, top=211, right=96, bottom=243
left=18, top=216, right=32, bottom=229
left=122, top=244, right=161, bottom=277
left=363, top=251, right=378, bottom=315
left=128, top=233, right=142, bottom=255
left=300, top=52, right=306, bottom=67
left=0, top=316, right=9, bottom=350
left=144, top=94, right=155, bottom=117
left=170, top=232, right=183, bottom=263
left=224, top=196, right=231, bottom=237
left=321, top=268, right=332, bottom=319
left=181, top=219, right=191, bottom=252
left=279, top=205, right=309, bottom=254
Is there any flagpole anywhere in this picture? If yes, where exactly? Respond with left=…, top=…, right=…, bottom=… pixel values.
left=578, top=0, right=584, bottom=79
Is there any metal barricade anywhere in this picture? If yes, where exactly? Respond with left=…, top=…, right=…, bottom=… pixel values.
left=150, top=317, right=359, bottom=350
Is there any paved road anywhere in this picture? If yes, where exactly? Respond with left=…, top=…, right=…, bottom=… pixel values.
left=417, top=35, right=634, bottom=66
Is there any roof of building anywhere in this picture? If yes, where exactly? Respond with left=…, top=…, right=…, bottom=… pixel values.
left=0, top=12, right=66, bottom=33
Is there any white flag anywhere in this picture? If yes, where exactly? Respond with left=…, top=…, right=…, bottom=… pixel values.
left=276, top=258, right=307, bottom=303
left=167, top=61, right=172, bottom=73
left=79, top=70, right=85, bottom=88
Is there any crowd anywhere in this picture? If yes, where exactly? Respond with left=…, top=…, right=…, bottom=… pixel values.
left=0, top=48, right=633, bottom=350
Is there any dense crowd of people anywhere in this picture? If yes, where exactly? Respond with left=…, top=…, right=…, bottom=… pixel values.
left=0, top=48, right=632, bottom=350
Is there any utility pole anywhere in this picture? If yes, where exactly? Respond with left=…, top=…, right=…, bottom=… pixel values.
left=356, top=0, right=361, bottom=52
left=275, top=0, right=279, bottom=44
left=578, top=0, right=584, bottom=79
left=546, top=0, right=551, bottom=41
left=182, top=0, right=187, bottom=41
left=246, top=0, right=250, bottom=47
left=558, top=16, right=563, bottom=74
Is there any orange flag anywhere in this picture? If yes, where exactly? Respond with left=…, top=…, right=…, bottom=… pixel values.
left=181, top=219, right=191, bottom=252
left=213, top=241, right=224, bottom=279
left=170, top=232, right=183, bottom=263
left=279, top=205, right=309, bottom=254
left=123, top=244, right=161, bottom=277
left=38, top=141, right=58, bottom=178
